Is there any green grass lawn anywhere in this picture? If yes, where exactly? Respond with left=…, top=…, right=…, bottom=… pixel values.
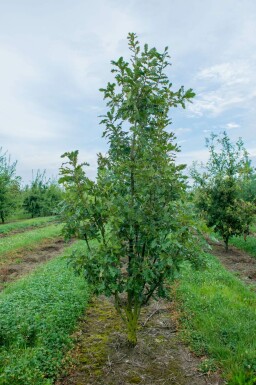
left=0, top=224, right=62, bottom=262
left=175, top=253, right=256, bottom=384
left=0, top=241, right=90, bottom=385
left=0, top=216, right=57, bottom=235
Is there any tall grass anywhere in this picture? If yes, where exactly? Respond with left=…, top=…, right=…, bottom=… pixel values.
left=229, top=235, right=256, bottom=258
left=176, top=253, right=256, bottom=384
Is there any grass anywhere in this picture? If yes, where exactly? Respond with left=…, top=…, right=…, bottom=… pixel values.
left=0, top=241, right=90, bottom=385
left=175, top=253, right=256, bottom=385
left=228, top=217, right=256, bottom=257
left=229, top=235, right=256, bottom=258
left=0, top=224, right=62, bottom=262
left=0, top=216, right=57, bottom=235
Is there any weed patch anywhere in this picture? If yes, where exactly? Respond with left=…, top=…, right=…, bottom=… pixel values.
left=0, top=241, right=90, bottom=385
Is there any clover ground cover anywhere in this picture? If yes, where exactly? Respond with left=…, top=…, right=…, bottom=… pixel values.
left=0, top=241, right=90, bottom=385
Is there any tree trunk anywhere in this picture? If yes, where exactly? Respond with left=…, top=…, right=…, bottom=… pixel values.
left=224, top=237, right=229, bottom=252
left=0, top=211, right=4, bottom=224
left=125, top=304, right=140, bottom=346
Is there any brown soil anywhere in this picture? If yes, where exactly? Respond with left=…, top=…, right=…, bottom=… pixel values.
left=208, top=238, right=256, bottom=288
left=56, top=297, right=224, bottom=385
left=0, top=238, right=72, bottom=290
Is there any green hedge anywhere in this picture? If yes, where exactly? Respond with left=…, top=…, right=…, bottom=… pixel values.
left=0, top=242, right=90, bottom=385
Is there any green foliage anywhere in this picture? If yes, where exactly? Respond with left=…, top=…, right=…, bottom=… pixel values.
left=237, top=161, right=256, bottom=205
left=23, top=171, right=63, bottom=218
left=198, top=358, right=217, bottom=374
left=0, top=242, right=90, bottom=385
left=229, top=233, right=256, bottom=258
left=59, top=33, right=201, bottom=345
left=191, top=132, right=255, bottom=251
left=0, top=148, right=21, bottom=223
left=176, top=253, right=256, bottom=384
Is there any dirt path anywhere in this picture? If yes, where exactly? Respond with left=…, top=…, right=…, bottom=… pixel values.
left=208, top=239, right=256, bottom=288
left=0, top=238, right=72, bottom=290
left=57, top=297, right=223, bottom=385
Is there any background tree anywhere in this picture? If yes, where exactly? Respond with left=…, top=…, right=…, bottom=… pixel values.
left=191, top=132, right=255, bottom=251
left=60, top=33, right=201, bottom=345
left=23, top=171, right=63, bottom=218
left=0, top=148, right=21, bottom=223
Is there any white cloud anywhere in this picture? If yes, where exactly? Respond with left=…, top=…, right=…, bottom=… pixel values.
left=197, top=62, right=251, bottom=86
left=177, top=149, right=210, bottom=167
left=175, top=127, right=192, bottom=134
left=0, top=44, right=70, bottom=142
left=223, top=122, right=240, bottom=130
left=190, top=61, right=256, bottom=117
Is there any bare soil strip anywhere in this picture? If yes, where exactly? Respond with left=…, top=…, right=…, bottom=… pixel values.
left=57, top=297, right=223, bottom=385
left=208, top=239, right=256, bottom=288
left=0, top=238, right=72, bottom=290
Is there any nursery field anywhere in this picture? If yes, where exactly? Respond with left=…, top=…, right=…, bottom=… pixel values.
left=0, top=218, right=66, bottom=289
left=0, top=216, right=256, bottom=385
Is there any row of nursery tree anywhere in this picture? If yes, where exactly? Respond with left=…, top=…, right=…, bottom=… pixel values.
left=0, top=149, right=63, bottom=223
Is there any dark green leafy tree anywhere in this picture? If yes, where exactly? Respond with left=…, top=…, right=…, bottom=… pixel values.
left=23, top=171, right=63, bottom=218
left=237, top=158, right=256, bottom=206
left=59, top=33, right=201, bottom=345
left=0, top=148, right=21, bottom=223
left=191, top=132, right=255, bottom=251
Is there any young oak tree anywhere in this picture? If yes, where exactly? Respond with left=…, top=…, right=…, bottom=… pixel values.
left=59, top=33, right=201, bottom=345
left=191, top=132, right=255, bottom=251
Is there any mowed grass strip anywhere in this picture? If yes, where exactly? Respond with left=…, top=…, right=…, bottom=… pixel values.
left=0, top=216, right=57, bottom=236
left=175, top=253, right=256, bottom=384
left=0, top=224, right=62, bottom=263
left=0, top=241, right=90, bottom=385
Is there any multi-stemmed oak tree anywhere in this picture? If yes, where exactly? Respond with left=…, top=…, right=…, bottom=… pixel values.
left=59, top=33, right=200, bottom=345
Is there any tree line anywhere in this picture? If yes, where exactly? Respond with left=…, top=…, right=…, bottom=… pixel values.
left=0, top=149, right=63, bottom=223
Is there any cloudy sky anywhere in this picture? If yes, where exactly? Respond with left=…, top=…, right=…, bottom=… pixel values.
left=0, top=0, right=255, bottom=183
